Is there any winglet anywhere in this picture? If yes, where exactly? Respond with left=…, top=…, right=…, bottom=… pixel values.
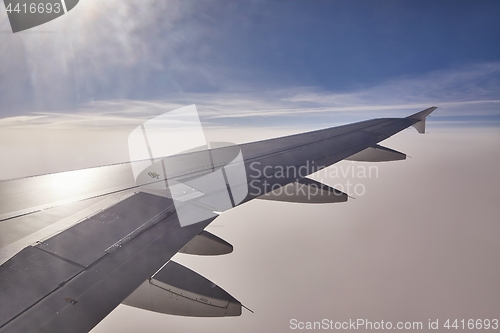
left=406, top=106, right=437, bottom=134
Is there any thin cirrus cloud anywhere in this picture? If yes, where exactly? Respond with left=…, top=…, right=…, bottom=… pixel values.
left=0, top=60, right=499, bottom=130
left=0, top=0, right=210, bottom=115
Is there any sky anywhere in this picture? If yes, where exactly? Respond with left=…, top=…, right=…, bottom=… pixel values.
left=0, top=0, right=499, bottom=125
left=0, top=1, right=500, bottom=332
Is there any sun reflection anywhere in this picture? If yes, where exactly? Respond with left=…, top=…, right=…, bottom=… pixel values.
left=48, top=171, right=89, bottom=199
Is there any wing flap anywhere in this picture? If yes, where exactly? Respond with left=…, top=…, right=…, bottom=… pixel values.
left=36, top=192, right=174, bottom=267
left=0, top=193, right=215, bottom=333
left=0, top=246, right=83, bottom=329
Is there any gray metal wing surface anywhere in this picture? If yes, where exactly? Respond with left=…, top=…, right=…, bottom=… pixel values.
left=0, top=107, right=436, bottom=332
left=0, top=192, right=214, bottom=332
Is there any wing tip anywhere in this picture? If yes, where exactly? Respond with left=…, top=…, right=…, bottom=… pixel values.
left=407, top=106, right=438, bottom=121
left=407, top=106, right=437, bottom=134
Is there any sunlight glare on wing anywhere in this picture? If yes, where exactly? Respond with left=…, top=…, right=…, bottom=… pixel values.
left=49, top=170, right=89, bottom=198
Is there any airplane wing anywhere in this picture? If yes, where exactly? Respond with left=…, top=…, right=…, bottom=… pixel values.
left=0, top=107, right=436, bottom=332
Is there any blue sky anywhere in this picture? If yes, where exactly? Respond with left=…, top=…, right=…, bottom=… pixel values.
left=0, top=0, right=499, bottom=126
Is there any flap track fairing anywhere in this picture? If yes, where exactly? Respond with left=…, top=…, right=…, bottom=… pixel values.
left=258, top=178, right=348, bottom=204
left=123, top=261, right=241, bottom=317
left=346, top=144, right=406, bottom=162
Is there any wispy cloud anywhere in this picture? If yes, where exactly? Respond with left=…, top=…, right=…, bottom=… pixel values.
left=0, top=0, right=224, bottom=114
left=0, top=61, right=499, bottom=130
